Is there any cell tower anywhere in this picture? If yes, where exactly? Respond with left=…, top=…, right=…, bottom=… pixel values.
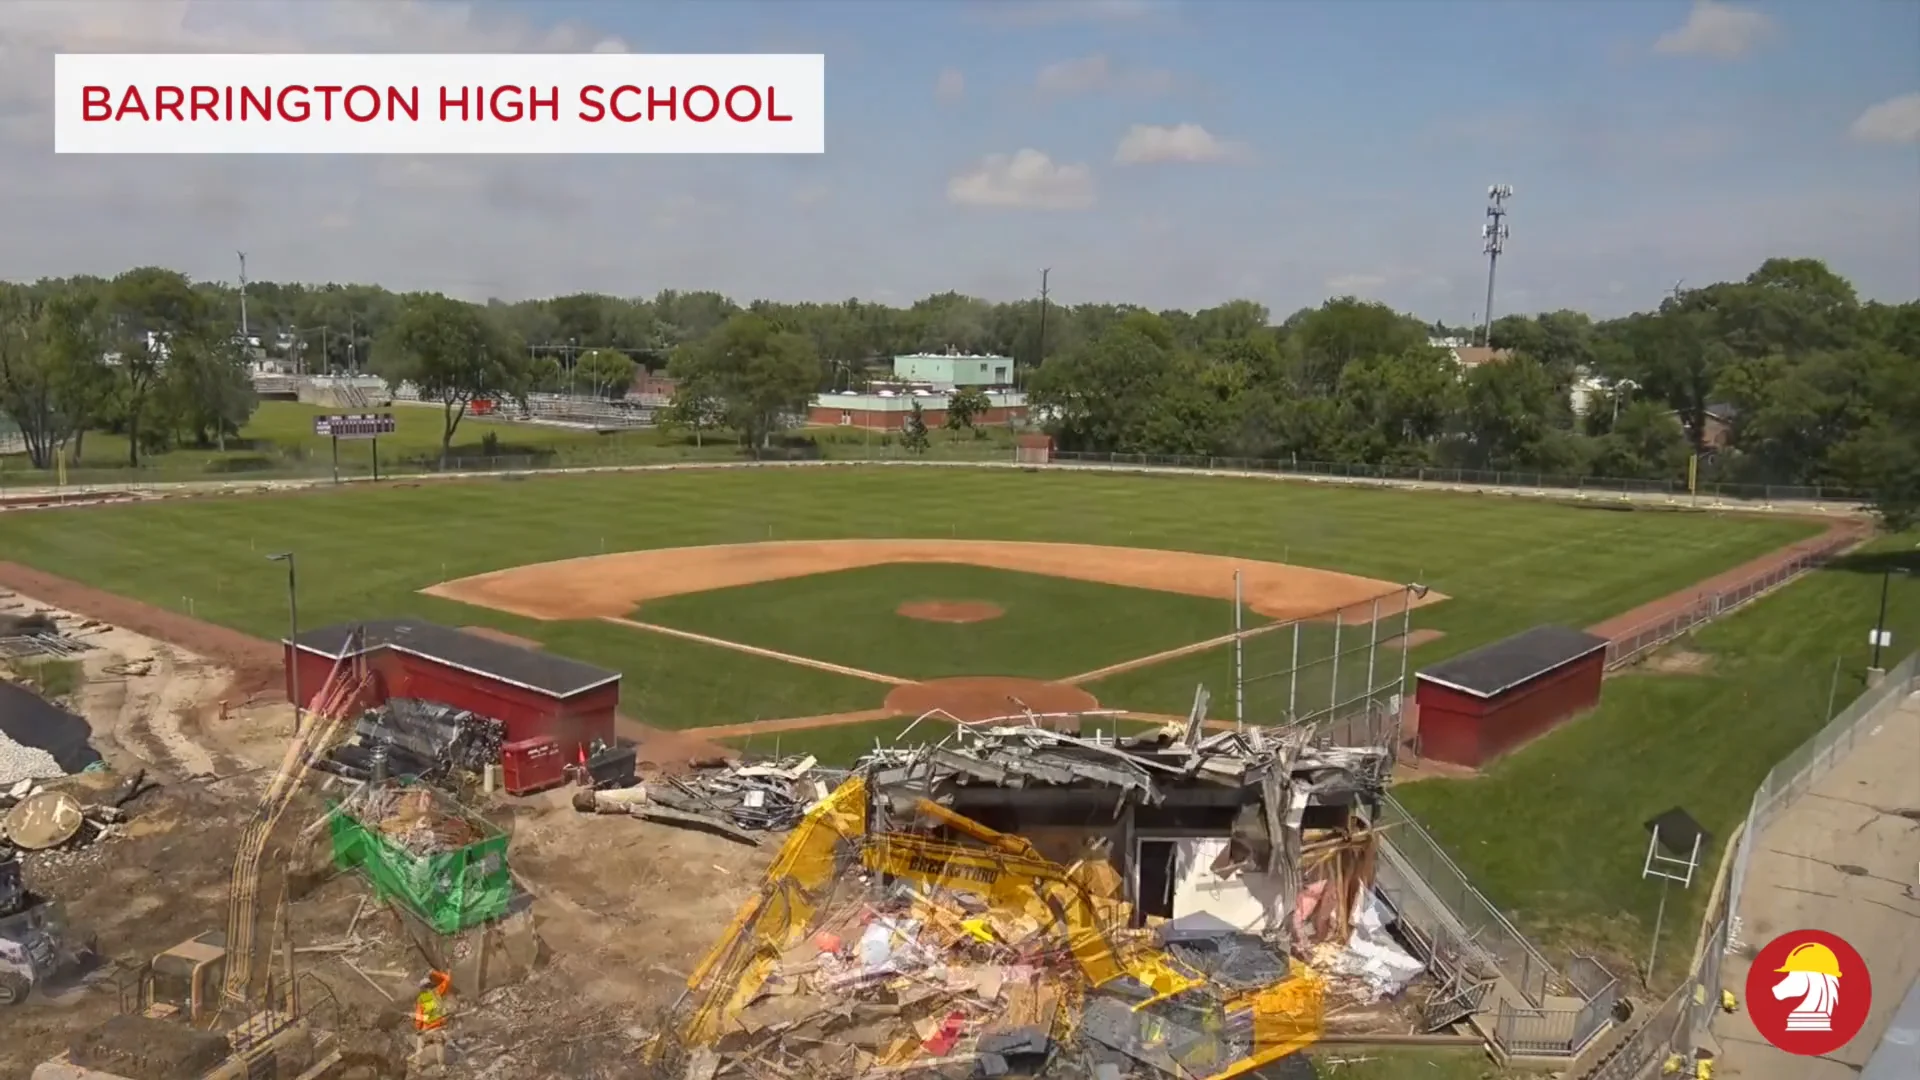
left=1479, top=185, right=1512, bottom=347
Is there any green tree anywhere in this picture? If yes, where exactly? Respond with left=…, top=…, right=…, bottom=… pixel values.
left=945, top=386, right=991, bottom=431
left=573, top=348, right=636, bottom=399
left=372, top=293, right=527, bottom=467
left=666, top=312, right=821, bottom=453
left=162, top=329, right=257, bottom=450
left=1460, top=355, right=1576, bottom=471
left=902, top=400, right=930, bottom=454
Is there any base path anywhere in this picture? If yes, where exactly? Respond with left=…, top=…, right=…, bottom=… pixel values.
left=599, top=616, right=910, bottom=685
left=424, top=539, right=1443, bottom=623
left=1711, top=690, right=1920, bottom=1080
left=1586, top=519, right=1867, bottom=639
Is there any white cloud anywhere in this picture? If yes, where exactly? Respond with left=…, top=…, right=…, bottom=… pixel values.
left=1653, top=1, right=1777, bottom=59
left=1325, top=274, right=1388, bottom=294
left=1114, top=123, right=1246, bottom=164
left=1035, top=54, right=1172, bottom=98
left=947, top=150, right=1095, bottom=210
left=934, top=67, right=966, bottom=105
left=1850, top=92, right=1920, bottom=144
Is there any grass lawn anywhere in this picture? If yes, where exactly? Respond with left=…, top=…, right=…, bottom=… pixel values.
left=0, top=467, right=1821, bottom=729
left=640, top=563, right=1255, bottom=682
left=1392, top=536, right=1920, bottom=984
left=0, top=401, right=1014, bottom=487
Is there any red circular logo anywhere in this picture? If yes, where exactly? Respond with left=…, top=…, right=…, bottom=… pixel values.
left=1744, top=929, right=1873, bottom=1056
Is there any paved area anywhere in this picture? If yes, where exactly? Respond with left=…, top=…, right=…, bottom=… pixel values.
left=1713, top=689, right=1920, bottom=1079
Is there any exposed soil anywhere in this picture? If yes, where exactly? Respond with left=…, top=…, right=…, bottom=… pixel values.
left=1584, top=519, right=1868, bottom=640
left=1644, top=649, right=1716, bottom=676
left=461, top=625, right=545, bottom=650
left=425, top=539, right=1445, bottom=624
left=0, top=562, right=284, bottom=701
left=896, top=599, right=1004, bottom=624
left=883, top=677, right=1098, bottom=722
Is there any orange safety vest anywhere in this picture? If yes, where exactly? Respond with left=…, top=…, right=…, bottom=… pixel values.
left=413, top=971, right=451, bottom=1031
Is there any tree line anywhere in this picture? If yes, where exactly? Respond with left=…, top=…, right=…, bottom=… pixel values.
left=1, top=257, right=1913, bottom=526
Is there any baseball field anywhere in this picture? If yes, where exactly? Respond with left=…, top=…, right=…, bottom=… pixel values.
left=0, top=465, right=1824, bottom=750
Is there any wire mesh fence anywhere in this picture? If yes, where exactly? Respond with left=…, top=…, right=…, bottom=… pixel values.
left=1603, top=533, right=1860, bottom=669
left=1582, top=653, right=1918, bottom=1080
left=1046, top=450, right=1865, bottom=504
left=1234, top=590, right=1412, bottom=737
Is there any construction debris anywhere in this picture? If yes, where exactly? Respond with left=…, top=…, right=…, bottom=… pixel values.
left=589, top=755, right=845, bottom=835
left=651, top=705, right=1441, bottom=1077
left=320, top=697, right=505, bottom=784
left=0, top=610, right=96, bottom=660
left=0, top=771, right=148, bottom=852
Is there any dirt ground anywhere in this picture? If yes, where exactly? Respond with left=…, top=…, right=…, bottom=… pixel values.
left=0, top=583, right=769, bottom=1079
left=882, top=676, right=1099, bottom=722
left=1584, top=518, right=1867, bottom=639
left=424, top=538, right=1446, bottom=623
left=895, top=599, right=1004, bottom=624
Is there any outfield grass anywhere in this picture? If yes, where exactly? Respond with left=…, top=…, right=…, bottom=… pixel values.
left=1393, top=536, right=1920, bottom=982
left=0, top=401, right=1014, bottom=486
left=640, top=564, right=1256, bottom=682
left=0, top=467, right=1819, bottom=729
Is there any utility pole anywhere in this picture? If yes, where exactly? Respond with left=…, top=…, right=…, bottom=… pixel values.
left=1035, top=268, right=1051, bottom=370
left=1479, top=186, right=1512, bottom=347
left=236, top=251, right=250, bottom=339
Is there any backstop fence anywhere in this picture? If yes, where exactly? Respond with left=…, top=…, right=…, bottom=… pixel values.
left=1231, top=586, right=1412, bottom=751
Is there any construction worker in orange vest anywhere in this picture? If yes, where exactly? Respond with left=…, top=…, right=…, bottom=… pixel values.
left=411, top=969, right=453, bottom=1071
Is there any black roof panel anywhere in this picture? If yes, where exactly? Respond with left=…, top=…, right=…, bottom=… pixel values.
left=1416, top=625, right=1609, bottom=699
left=288, top=620, right=618, bottom=698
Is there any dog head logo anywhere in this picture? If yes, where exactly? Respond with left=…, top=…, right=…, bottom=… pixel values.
left=1745, top=930, right=1871, bottom=1056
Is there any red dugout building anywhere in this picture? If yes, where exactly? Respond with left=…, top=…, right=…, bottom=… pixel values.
left=284, top=620, right=620, bottom=757
left=1412, top=625, right=1609, bottom=768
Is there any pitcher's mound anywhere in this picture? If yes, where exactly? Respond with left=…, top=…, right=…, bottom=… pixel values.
left=897, top=600, right=1004, bottom=624
left=886, top=677, right=1097, bottom=722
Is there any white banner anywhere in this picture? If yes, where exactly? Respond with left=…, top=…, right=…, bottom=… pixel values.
left=54, top=53, right=826, bottom=155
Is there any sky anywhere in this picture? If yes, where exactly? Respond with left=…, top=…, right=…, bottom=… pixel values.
left=2, top=0, right=1917, bottom=323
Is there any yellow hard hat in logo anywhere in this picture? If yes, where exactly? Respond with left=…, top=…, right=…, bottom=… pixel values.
left=1775, top=942, right=1843, bottom=978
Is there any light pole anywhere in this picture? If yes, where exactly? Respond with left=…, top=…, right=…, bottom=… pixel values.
left=1611, top=378, right=1640, bottom=428
left=267, top=552, right=300, bottom=731
left=1869, top=555, right=1914, bottom=678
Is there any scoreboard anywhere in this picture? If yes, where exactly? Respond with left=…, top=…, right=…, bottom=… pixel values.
left=313, top=413, right=396, bottom=439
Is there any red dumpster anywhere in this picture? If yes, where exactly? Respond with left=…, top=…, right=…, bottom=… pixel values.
left=501, top=736, right=565, bottom=796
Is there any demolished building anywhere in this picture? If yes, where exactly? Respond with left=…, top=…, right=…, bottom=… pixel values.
left=650, top=712, right=1419, bottom=1079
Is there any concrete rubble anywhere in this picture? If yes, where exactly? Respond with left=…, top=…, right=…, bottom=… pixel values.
left=656, top=712, right=1434, bottom=1079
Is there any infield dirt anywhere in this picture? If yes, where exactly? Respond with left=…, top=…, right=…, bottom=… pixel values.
left=424, top=538, right=1443, bottom=622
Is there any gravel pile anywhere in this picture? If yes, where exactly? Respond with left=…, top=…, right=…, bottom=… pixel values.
left=0, top=730, right=65, bottom=787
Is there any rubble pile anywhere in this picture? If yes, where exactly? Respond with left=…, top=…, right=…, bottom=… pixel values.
left=321, top=697, right=506, bottom=783
left=574, top=755, right=849, bottom=845
left=359, top=785, right=487, bottom=857
left=0, top=770, right=150, bottom=855
left=663, top=708, right=1435, bottom=1077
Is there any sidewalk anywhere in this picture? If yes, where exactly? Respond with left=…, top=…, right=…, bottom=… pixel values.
left=1713, top=692, right=1920, bottom=1079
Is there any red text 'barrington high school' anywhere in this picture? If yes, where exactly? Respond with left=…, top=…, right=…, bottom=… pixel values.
left=79, top=84, right=796, bottom=124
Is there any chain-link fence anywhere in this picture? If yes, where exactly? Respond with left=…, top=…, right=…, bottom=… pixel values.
left=1233, top=588, right=1411, bottom=746
left=1574, top=652, right=1918, bottom=1080
left=1603, top=533, right=1860, bottom=669
left=1047, top=451, right=1863, bottom=504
